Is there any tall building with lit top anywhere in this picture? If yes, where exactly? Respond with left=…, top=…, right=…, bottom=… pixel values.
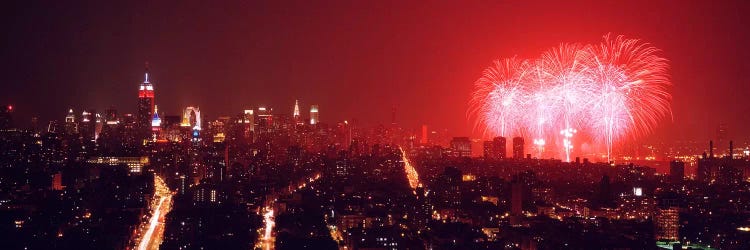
left=181, top=106, right=201, bottom=130
left=242, top=109, right=254, bottom=141
left=65, top=109, right=75, bottom=123
left=255, top=107, right=273, bottom=135
left=80, top=109, right=96, bottom=141
left=293, top=99, right=302, bottom=125
left=151, top=105, right=162, bottom=140
left=64, top=109, right=78, bottom=134
left=137, top=64, right=155, bottom=140
left=310, top=105, right=319, bottom=125
left=181, top=106, right=201, bottom=142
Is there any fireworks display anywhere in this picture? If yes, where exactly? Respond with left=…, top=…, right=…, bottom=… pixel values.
left=470, top=34, right=671, bottom=162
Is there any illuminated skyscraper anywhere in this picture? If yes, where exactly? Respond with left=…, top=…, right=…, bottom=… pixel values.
left=655, top=198, right=679, bottom=241
left=65, top=108, right=75, bottom=123
left=255, top=106, right=273, bottom=135
left=512, top=137, right=524, bottom=159
left=242, top=109, right=254, bottom=137
left=181, top=106, right=202, bottom=130
left=293, top=99, right=301, bottom=123
left=151, top=105, right=162, bottom=141
left=151, top=105, right=162, bottom=127
left=137, top=64, right=155, bottom=140
left=79, top=109, right=96, bottom=141
left=310, top=105, right=319, bottom=125
left=64, top=109, right=78, bottom=134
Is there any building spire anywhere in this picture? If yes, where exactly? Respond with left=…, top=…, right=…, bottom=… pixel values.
left=144, top=62, right=150, bottom=83
left=293, top=99, right=300, bottom=118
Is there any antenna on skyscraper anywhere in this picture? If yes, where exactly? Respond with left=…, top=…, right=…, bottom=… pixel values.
left=144, top=61, right=150, bottom=83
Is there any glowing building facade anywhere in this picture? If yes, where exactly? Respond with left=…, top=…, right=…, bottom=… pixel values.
left=151, top=105, right=162, bottom=141
left=181, top=106, right=202, bottom=130
left=64, top=109, right=77, bottom=134
left=310, top=105, right=319, bottom=125
left=293, top=100, right=301, bottom=124
left=242, top=109, right=254, bottom=141
left=138, top=65, right=155, bottom=141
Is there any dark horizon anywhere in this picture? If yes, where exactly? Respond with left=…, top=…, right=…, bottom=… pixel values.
left=2, top=1, right=750, bottom=143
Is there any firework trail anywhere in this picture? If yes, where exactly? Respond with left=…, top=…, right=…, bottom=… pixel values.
left=469, top=57, right=530, bottom=137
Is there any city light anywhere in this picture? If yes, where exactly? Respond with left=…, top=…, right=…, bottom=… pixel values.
left=399, top=147, right=420, bottom=190
left=257, top=207, right=275, bottom=250
left=256, top=173, right=321, bottom=250
left=3, top=2, right=750, bottom=250
left=134, top=176, right=173, bottom=250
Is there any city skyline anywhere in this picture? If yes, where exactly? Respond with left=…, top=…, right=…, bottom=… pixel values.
left=2, top=1, right=750, bottom=142
left=3, top=2, right=750, bottom=249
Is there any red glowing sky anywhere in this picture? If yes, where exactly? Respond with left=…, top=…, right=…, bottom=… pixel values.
left=1, top=1, right=750, bottom=144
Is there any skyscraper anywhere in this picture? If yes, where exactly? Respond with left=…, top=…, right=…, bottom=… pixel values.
left=65, top=108, right=75, bottom=123
left=151, top=105, right=162, bottom=141
left=493, top=136, right=506, bottom=159
left=181, top=106, right=202, bottom=130
left=293, top=99, right=301, bottom=124
left=137, top=64, right=155, bottom=141
left=79, top=109, right=96, bottom=141
left=64, top=109, right=77, bottom=135
left=512, top=137, right=524, bottom=159
left=655, top=198, right=679, bottom=241
left=310, top=105, right=319, bottom=125
left=242, top=109, right=254, bottom=141
left=255, top=106, right=272, bottom=134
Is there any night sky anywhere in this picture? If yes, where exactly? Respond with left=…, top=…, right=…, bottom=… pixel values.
left=2, top=1, right=750, bottom=143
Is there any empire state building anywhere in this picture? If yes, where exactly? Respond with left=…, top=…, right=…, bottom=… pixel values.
left=137, top=64, right=155, bottom=141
